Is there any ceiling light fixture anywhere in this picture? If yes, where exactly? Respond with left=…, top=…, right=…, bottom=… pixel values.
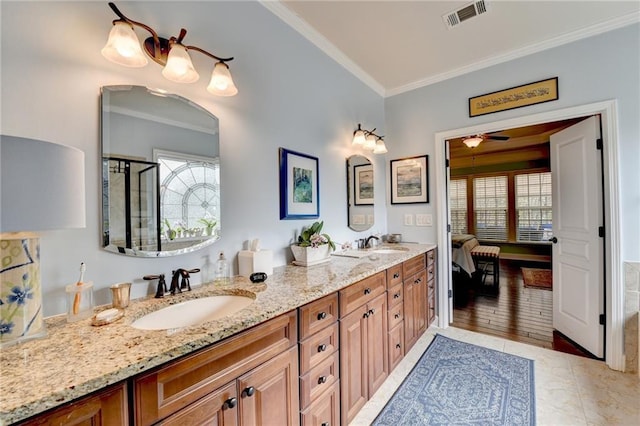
left=462, top=135, right=483, bottom=148
left=102, top=2, right=238, bottom=96
left=352, top=124, right=388, bottom=154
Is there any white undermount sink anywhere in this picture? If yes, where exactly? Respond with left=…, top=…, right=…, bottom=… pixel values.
left=372, top=247, right=410, bottom=254
left=131, top=295, right=255, bottom=330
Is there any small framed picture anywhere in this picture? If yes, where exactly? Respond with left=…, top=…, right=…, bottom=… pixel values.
left=390, top=155, right=429, bottom=204
left=279, top=148, right=319, bottom=219
left=354, top=164, right=374, bottom=205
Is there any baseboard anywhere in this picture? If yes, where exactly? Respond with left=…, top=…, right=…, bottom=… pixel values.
left=500, top=253, right=551, bottom=263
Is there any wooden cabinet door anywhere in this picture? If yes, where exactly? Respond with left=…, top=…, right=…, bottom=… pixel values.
left=339, top=305, right=368, bottom=425
left=237, top=346, right=299, bottom=426
left=300, top=381, right=340, bottom=426
left=403, top=278, right=417, bottom=352
left=366, top=293, right=388, bottom=397
left=414, top=270, right=428, bottom=338
left=159, top=382, right=238, bottom=426
left=20, top=383, right=127, bottom=426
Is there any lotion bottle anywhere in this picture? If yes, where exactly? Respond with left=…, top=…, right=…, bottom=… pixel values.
left=215, top=251, right=230, bottom=285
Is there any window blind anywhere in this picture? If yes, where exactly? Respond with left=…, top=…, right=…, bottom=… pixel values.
left=473, top=176, right=507, bottom=241
left=515, top=172, right=552, bottom=242
left=449, top=178, right=468, bottom=234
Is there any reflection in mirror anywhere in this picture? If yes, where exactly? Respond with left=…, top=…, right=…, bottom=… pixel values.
left=346, top=155, right=374, bottom=232
left=101, top=85, right=220, bottom=257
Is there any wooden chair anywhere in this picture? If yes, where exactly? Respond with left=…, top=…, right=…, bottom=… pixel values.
left=470, top=245, right=500, bottom=294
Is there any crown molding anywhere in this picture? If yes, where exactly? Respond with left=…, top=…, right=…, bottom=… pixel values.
left=259, top=0, right=386, bottom=97
left=387, top=11, right=640, bottom=97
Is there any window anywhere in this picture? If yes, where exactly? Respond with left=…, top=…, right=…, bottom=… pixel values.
left=473, top=176, right=507, bottom=241
left=516, top=172, right=552, bottom=242
left=449, top=179, right=468, bottom=234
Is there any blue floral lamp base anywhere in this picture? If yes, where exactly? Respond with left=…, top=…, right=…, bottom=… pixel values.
left=0, top=234, right=46, bottom=347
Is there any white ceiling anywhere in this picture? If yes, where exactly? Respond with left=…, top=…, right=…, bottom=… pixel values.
left=263, top=1, right=640, bottom=97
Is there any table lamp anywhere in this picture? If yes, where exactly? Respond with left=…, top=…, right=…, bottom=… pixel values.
left=0, top=135, right=85, bottom=347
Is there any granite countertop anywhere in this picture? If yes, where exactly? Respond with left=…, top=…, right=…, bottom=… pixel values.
left=0, top=243, right=435, bottom=424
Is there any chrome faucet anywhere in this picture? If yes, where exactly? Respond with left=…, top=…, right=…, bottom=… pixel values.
left=365, top=235, right=379, bottom=249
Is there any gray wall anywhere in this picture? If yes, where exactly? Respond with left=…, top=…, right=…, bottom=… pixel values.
left=1, top=1, right=387, bottom=316
left=383, top=23, right=640, bottom=263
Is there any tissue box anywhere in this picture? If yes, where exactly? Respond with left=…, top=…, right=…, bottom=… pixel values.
left=238, top=250, right=273, bottom=277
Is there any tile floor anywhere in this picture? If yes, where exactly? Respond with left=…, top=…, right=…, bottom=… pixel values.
left=350, top=326, right=640, bottom=425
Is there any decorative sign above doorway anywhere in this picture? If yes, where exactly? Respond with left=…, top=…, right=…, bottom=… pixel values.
left=469, top=77, right=559, bottom=117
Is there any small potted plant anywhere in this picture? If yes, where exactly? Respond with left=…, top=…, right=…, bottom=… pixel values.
left=164, top=219, right=176, bottom=240
left=291, top=221, right=336, bottom=265
left=198, top=215, right=218, bottom=236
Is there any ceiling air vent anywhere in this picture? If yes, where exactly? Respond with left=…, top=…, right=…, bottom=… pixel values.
left=442, top=0, right=488, bottom=29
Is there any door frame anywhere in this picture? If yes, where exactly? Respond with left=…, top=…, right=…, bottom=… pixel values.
left=434, top=100, right=623, bottom=371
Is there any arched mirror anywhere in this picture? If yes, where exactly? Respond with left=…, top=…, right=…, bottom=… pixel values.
left=346, top=155, right=374, bottom=231
left=101, top=85, right=221, bottom=257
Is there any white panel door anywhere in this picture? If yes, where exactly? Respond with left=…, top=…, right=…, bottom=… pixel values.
left=550, top=115, right=603, bottom=358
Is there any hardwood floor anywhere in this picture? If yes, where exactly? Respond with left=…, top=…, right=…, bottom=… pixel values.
left=452, top=259, right=597, bottom=359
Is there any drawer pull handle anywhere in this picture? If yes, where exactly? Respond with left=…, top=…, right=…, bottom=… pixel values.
left=318, top=375, right=328, bottom=384
left=363, top=312, right=370, bottom=318
left=393, top=272, right=400, bottom=279
left=317, top=311, right=327, bottom=320
left=368, top=309, right=375, bottom=316
left=224, top=397, right=237, bottom=409
left=364, top=287, right=371, bottom=295
left=394, top=313, right=400, bottom=319
left=321, top=423, right=330, bottom=426
left=393, top=293, right=400, bottom=299
left=396, top=343, right=401, bottom=349
left=242, top=386, right=255, bottom=398
left=415, top=278, right=422, bottom=284
left=318, top=344, right=327, bottom=352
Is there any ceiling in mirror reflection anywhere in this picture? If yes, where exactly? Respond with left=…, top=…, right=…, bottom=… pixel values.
left=101, top=85, right=221, bottom=257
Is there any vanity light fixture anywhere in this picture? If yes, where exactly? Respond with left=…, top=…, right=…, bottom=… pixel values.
left=352, top=124, right=388, bottom=154
left=462, top=135, right=484, bottom=148
left=102, top=2, right=238, bottom=96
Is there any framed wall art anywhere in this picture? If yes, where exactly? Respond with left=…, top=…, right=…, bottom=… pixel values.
left=390, top=155, right=429, bottom=204
left=279, top=147, right=319, bottom=219
left=469, top=77, right=559, bottom=117
left=354, top=164, right=374, bottom=205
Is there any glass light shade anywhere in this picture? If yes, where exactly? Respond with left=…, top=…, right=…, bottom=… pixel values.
left=207, top=62, right=238, bottom=96
left=373, top=138, right=388, bottom=154
left=101, top=21, right=148, bottom=67
left=162, top=44, right=199, bottom=83
left=352, top=129, right=366, bottom=145
left=463, top=136, right=483, bottom=148
left=364, top=134, right=376, bottom=150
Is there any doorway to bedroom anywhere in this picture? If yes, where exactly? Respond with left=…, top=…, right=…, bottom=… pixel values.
left=446, top=116, right=599, bottom=359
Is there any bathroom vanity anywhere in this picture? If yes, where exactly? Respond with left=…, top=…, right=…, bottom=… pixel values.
left=0, top=244, right=436, bottom=425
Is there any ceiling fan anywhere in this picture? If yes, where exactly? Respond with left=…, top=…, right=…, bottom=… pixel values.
left=462, top=132, right=509, bottom=148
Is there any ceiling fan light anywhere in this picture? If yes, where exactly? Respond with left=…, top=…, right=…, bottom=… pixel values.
left=463, top=136, right=483, bottom=148
left=101, top=21, right=148, bottom=67
left=162, top=44, right=199, bottom=83
left=207, top=62, right=238, bottom=96
left=373, top=138, right=388, bottom=154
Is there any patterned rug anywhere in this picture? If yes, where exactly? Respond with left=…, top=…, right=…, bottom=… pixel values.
left=522, top=267, right=552, bottom=290
left=372, top=334, right=535, bottom=425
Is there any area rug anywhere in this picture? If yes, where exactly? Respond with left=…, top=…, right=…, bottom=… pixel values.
left=522, top=267, right=552, bottom=290
left=372, top=334, right=535, bottom=425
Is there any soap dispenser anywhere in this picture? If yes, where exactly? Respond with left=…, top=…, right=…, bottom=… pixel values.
left=215, top=251, right=230, bottom=285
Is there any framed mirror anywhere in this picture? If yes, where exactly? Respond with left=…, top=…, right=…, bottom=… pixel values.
left=346, top=155, right=374, bottom=231
left=101, top=85, right=221, bottom=257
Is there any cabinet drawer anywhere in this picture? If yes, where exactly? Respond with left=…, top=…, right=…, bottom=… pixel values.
left=300, top=380, right=340, bottom=426
left=387, top=283, right=403, bottom=308
left=428, top=292, right=436, bottom=326
left=300, top=351, right=340, bottom=409
left=387, top=264, right=403, bottom=288
left=427, top=263, right=435, bottom=282
left=427, top=277, right=436, bottom=296
left=403, top=254, right=426, bottom=278
left=388, top=323, right=404, bottom=372
left=387, top=304, right=404, bottom=329
left=339, top=272, right=386, bottom=317
left=427, top=249, right=436, bottom=266
left=299, top=322, right=339, bottom=374
left=134, top=311, right=297, bottom=426
left=299, top=293, right=339, bottom=341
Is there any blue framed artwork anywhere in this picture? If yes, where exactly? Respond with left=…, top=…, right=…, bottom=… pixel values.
left=279, top=147, right=319, bottom=219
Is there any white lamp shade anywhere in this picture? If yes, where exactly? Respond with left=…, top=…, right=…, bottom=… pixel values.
left=101, top=21, right=148, bottom=67
left=352, top=129, right=366, bottom=145
left=463, top=136, right=483, bottom=148
left=207, top=62, right=238, bottom=96
left=364, top=134, right=376, bottom=150
left=373, top=138, right=388, bottom=154
left=162, top=44, right=199, bottom=83
left=1, top=135, right=86, bottom=233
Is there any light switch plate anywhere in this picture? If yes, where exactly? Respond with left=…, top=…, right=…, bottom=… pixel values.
left=404, top=214, right=414, bottom=226
left=416, top=213, right=433, bottom=226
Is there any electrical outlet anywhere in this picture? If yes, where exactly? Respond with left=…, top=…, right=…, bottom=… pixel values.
left=404, top=214, right=414, bottom=226
left=416, top=213, right=433, bottom=226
